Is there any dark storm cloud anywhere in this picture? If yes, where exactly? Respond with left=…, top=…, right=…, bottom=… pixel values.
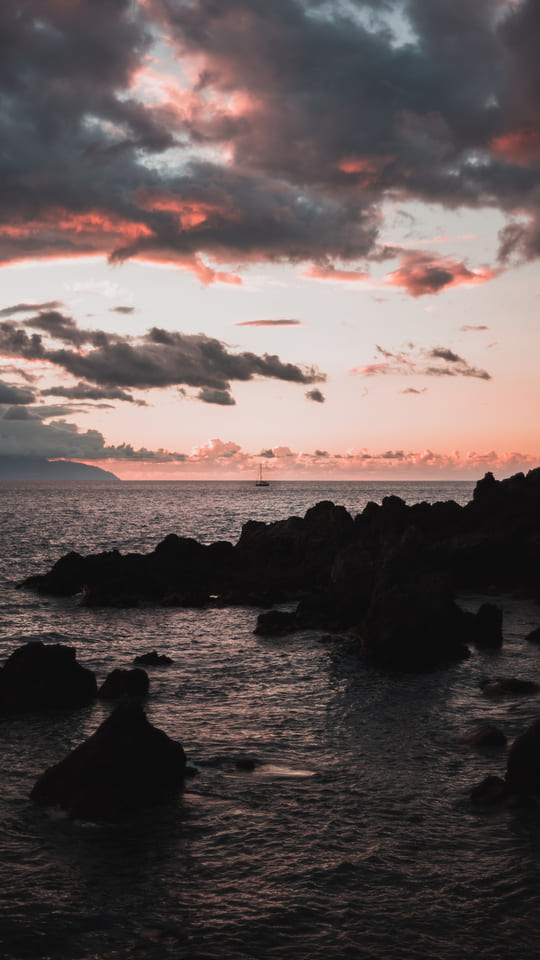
left=196, top=387, right=236, bottom=405
left=0, top=380, right=35, bottom=404
left=1, top=0, right=539, bottom=281
left=0, top=314, right=325, bottom=398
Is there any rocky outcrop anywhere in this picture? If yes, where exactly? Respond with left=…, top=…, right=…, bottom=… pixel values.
left=30, top=703, right=186, bottom=821
left=360, top=573, right=471, bottom=670
left=17, top=468, right=540, bottom=670
left=97, top=668, right=149, bottom=700
left=0, top=642, right=97, bottom=713
left=133, top=651, right=173, bottom=666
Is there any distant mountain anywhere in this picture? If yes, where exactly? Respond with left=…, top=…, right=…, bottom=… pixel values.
left=0, top=456, right=120, bottom=483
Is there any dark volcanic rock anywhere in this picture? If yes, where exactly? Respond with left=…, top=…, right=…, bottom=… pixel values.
left=470, top=775, right=507, bottom=806
left=463, top=602, right=504, bottom=649
left=31, top=703, right=186, bottom=821
left=361, top=573, right=471, bottom=670
left=134, top=651, right=173, bottom=666
left=525, top=626, right=540, bottom=645
left=0, top=642, right=97, bottom=713
left=506, top=718, right=540, bottom=796
left=457, top=726, right=507, bottom=748
left=254, top=610, right=297, bottom=636
left=97, top=668, right=149, bottom=700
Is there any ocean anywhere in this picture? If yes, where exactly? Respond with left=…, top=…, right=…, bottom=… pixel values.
left=2, top=480, right=540, bottom=960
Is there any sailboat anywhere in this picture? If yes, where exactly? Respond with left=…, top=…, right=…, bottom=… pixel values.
left=255, top=463, right=270, bottom=487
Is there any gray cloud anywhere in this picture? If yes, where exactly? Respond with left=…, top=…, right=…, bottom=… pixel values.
left=305, top=388, right=326, bottom=403
left=1, top=0, right=539, bottom=284
left=0, top=314, right=325, bottom=403
left=40, top=382, right=146, bottom=405
left=352, top=342, right=492, bottom=380
left=0, top=301, right=63, bottom=317
left=196, top=387, right=236, bottom=405
left=0, top=380, right=35, bottom=404
left=0, top=417, right=187, bottom=461
left=110, top=306, right=135, bottom=314
left=234, top=319, right=303, bottom=327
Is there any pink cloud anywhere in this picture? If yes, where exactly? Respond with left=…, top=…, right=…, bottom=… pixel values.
left=384, top=251, right=497, bottom=297
left=83, top=441, right=540, bottom=481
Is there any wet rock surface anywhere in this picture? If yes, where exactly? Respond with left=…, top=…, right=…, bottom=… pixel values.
left=30, top=703, right=186, bottom=821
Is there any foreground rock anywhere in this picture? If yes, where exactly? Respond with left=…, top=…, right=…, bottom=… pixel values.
left=0, top=642, right=97, bottom=713
left=31, top=703, right=186, bottom=821
left=97, top=668, right=149, bottom=700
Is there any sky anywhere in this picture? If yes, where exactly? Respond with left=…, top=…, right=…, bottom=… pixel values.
left=0, top=0, right=539, bottom=480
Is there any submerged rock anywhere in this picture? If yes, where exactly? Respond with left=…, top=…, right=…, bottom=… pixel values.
left=31, top=703, right=186, bottom=821
left=97, top=668, right=149, bottom=700
left=0, top=641, right=97, bottom=713
left=480, top=677, right=540, bottom=697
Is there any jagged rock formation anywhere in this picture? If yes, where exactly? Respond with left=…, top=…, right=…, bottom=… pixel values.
left=18, top=469, right=540, bottom=669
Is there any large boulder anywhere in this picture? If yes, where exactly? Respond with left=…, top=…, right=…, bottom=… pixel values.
left=31, top=703, right=186, bottom=821
left=0, top=641, right=97, bottom=713
left=361, top=573, right=471, bottom=670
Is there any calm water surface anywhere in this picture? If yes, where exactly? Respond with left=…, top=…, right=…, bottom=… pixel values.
left=2, top=481, right=540, bottom=960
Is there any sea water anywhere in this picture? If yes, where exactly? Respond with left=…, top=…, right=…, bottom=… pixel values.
left=1, top=481, right=540, bottom=960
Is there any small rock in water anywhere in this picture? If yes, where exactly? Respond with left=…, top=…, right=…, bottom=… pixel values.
left=133, top=650, right=173, bottom=666
left=480, top=677, right=539, bottom=697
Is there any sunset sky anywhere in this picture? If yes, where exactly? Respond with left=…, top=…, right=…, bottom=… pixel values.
left=1, top=0, right=539, bottom=479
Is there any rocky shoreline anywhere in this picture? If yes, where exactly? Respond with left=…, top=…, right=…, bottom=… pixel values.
left=19, top=469, right=540, bottom=670
left=5, top=468, right=540, bottom=820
